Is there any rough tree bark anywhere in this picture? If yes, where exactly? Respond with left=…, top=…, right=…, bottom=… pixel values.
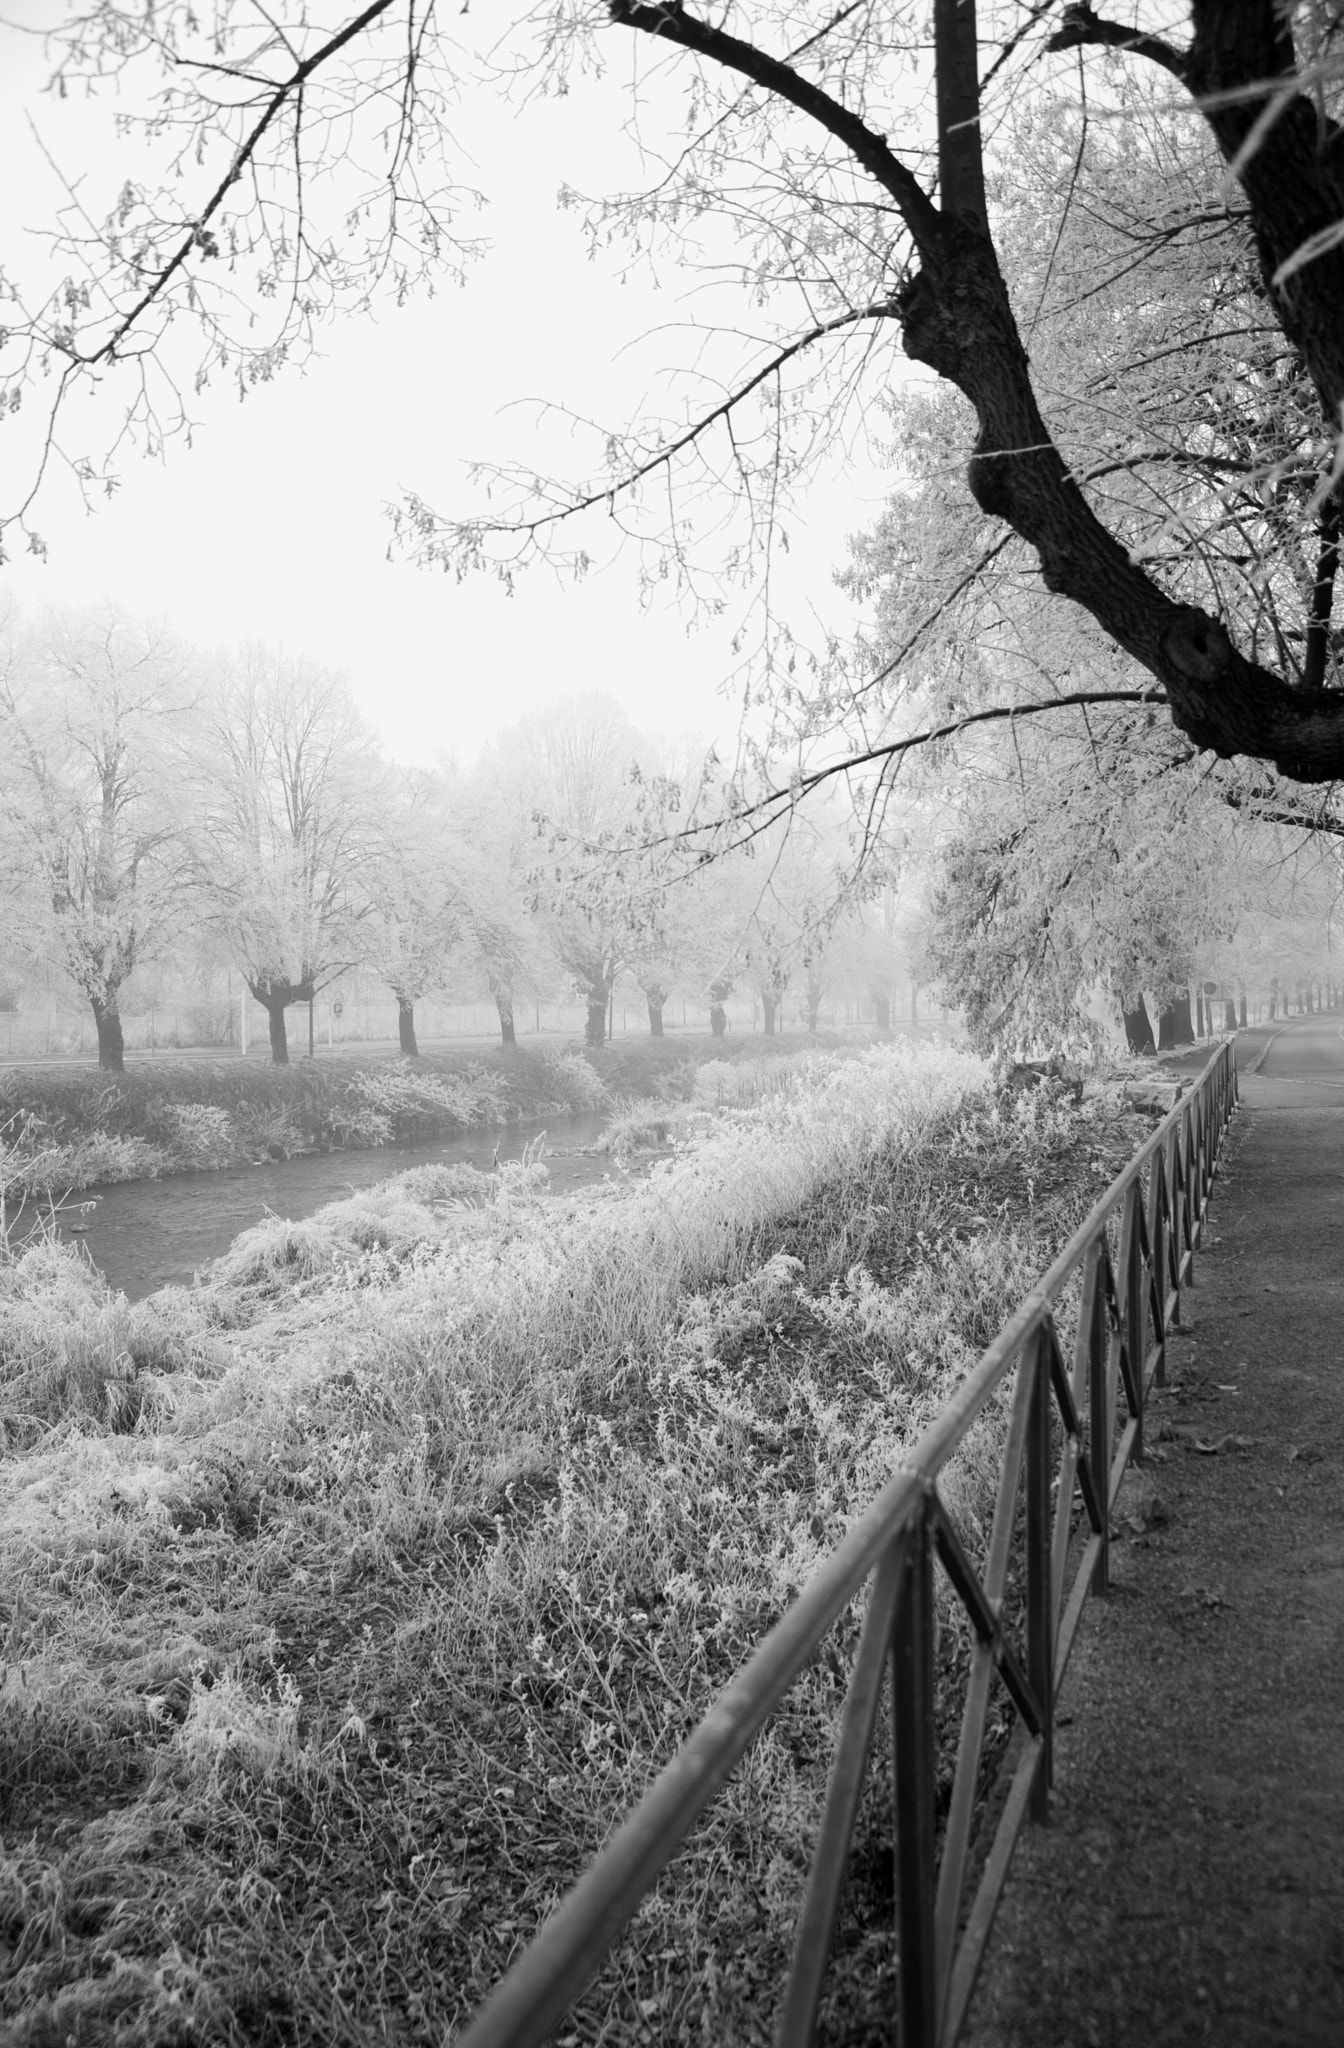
left=873, top=992, right=892, bottom=1032
left=495, top=989, right=517, bottom=1049
left=265, top=1000, right=290, bottom=1064
left=90, top=994, right=125, bottom=1073
left=1122, top=996, right=1156, bottom=1056
left=707, top=977, right=731, bottom=1037
left=397, top=996, right=419, bottom=1058
left=761, top=992, right=779, bottom=1036
left=646, top=992, right=665, bottom=1037
left=585, top=983, right=610, bottom=1047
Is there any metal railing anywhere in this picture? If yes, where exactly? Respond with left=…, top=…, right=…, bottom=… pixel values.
left=461, top=1040, right=1238, bottom=2048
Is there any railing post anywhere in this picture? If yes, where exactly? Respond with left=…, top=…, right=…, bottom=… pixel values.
left=1026, top=1330, right=1054, bottom=1823
left=1146, top=1150, right=1168, bottom=1379
left=1088, top=1248, right=1110, bottom=1596
left=1174, top=1113, right=1192, bottom=1313
left=1119, top=1179, right=1144, bottom=1464
left=892, top=1503, right=938, bottom=2048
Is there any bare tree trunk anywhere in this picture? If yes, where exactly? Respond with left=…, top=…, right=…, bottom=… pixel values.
left=761, top=994, right=778, bottom=1035
left=1172, top=991, right=1194, bottom=1045
left=495, top=990, right=516, bottom=1049
left=397, top=997, right=419, bottom=1057
left=873, top=993, right=891, bottom=1032
left=1122, top=996, right=1155, bottom=1056
left=265, top=999, right=290, bottom=1065
left=1239, top=991, right=1248, bottom=1028
left=709, top=1002, right=727, bottom=1037
left=646, top=994, right=665, bottom=1037
left=1157, top=1001, right=1177, bottom=1052
left=91, top=994, right=125, bottom=1073
left=585, top=989, right=608, bottom=1046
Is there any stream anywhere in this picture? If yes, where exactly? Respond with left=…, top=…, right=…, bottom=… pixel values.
left=33, top=1113, right=612, bottom=1301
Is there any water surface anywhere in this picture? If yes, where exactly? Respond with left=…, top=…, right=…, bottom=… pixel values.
left=38, top=1113, right=611, bottom=1300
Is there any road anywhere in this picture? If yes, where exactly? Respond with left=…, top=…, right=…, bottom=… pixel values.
left=1239, top=1013, right=1344, bottom=1110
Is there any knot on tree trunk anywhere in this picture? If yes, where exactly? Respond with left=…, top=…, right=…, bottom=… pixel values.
left=1161, top=606, right=1234, bottom=685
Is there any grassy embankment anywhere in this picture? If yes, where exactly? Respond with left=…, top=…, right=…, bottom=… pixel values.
left=0, top=1040, right=1152, bottom=2046
left=0, top=1034, right=846, bottom=1200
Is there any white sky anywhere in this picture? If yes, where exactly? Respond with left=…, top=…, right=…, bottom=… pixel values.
left=0, top=4, right=898, bottom=768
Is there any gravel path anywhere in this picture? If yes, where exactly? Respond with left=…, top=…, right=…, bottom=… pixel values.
left=963, top=1079, right=1344, bottom=2047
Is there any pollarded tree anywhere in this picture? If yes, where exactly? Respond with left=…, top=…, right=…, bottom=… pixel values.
left=191, top=646, right=382, bottom=1063
left=15, top=8, right=1344, bottom=795
left=0, top=604, right=193, bottom=1070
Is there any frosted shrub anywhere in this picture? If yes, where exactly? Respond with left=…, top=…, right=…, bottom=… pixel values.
left=539, top=1050, right=609, bottom=1115
left=0, top=1241, right=139, bottom=1442
left=595, top=1102, right=708, bottom=1156
left=233, top=1103, right=305, bottom=1157
left=328, top=1103, right=395, bottom=1148
left=347, top=1064, right=509, bottom=1135
left=5, top=1130, right=167, bottom=1196
left=691, top=1050, right=825, bottom=1111
left=206, top=1216, right=338, bottom=1289
left=153, top=1103, right=235, bottom=1170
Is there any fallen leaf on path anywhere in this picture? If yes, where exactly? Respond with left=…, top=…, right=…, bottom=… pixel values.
left=1214, top=1383, right=1239, bottom=1393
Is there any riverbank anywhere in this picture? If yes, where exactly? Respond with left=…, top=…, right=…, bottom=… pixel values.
left=0, top=1032, right=854, bottom=1200
left=0, top=1042, right=1159, bottom=2046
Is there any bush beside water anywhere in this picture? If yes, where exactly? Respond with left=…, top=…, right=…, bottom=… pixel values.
left=0, top=1041, right=1151, bottom=2044
left=0, top=1047, right=611, bottom=1198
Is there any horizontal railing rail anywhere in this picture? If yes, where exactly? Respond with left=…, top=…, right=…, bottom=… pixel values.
left=461, top=1040, right=1238, bottom=2048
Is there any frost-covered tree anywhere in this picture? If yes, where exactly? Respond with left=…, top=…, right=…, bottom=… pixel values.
left=190, top=647, right=381, bottom=1063
left=0, top=605, right=193, bottom=1070
left=365, top=769, right=467, bottom=1057
left=483, top=696, right=646, bottom=1046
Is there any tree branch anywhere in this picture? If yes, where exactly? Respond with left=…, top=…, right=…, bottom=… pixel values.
left=1046, top=4, right=1190, bottom=84
left=607, top=3, right=943, bottom=253
left=671, top=689, right=1170, bottom=858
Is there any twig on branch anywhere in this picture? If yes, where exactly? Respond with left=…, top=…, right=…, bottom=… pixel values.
left=408, top=303, right=899, bottom=548
left=66, top=0, right=395, bottom=367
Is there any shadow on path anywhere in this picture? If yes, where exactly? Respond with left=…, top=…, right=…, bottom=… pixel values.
left=965, top=1053, right=1344, bottom=2047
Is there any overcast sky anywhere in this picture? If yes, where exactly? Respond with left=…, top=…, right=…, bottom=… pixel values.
left=0, top=5, right=898, bottom=767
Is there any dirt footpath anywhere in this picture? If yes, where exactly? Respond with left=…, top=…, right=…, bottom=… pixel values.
left=964, top=1088, right=1344, bottom=2047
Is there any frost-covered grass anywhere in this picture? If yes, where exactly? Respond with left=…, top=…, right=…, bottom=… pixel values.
left=0, top=1042, right=1153, bottom=2046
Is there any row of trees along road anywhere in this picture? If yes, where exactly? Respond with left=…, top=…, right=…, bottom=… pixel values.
left=0, top=606, right=944, bottom=1069
left=7, top=8, right=1344, bottom=1044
